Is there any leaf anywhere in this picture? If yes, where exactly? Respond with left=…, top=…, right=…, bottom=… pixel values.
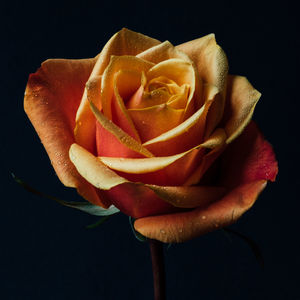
left=223, top=227, right=264, bottom=268
left=86, top=216, right=111, bottom=229
left=11, top=173, right=120, bottom=217
left=129, top=216, right=147, bottom=242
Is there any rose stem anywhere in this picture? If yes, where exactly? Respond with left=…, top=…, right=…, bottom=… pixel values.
left=149, top=239, right=166, bottom=300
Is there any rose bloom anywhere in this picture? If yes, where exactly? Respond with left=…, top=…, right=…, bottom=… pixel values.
left=24, top=28, right=277, bottom=243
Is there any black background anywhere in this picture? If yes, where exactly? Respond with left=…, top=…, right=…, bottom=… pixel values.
left=1, top=1, right=299, bottom=299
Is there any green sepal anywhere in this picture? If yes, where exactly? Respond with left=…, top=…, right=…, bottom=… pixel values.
left=11, top=173, right=120, bottom=216
left=129, top=216, right=147, bottom=242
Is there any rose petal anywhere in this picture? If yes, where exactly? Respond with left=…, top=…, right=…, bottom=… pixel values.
left=69, top=143, right=128, bottom=189
left=75, top=27, right=159, bottom=148
left=24, top=58, right=109, bottom=207
left=137, top=40, right=188, bottom=64
left=223, top=75, right=261, bottom=144
left=176, top=33, right=228, bottom=96
left=98, top=130, right=225, bottom=175
left=146, top=185, right=227, bottom=208
left=128, top=105, right=184, bottom=142
left=134, top=180, right=267, bottom=243
left=146, top=58, right=198, bottom=118
left=74, top=75, right=101, bottom=153
left=69, top=143, right=177, bottom=218
left=219, top=121, right=278, bottom=187
left=112, top=71, right=141, bottom=142
left=89, top=101, right=154, bottom=158
left=101, top=55, right=154, bottom=119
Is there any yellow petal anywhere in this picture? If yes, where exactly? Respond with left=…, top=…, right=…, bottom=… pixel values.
left=223, top=75, right=261, bottom=144
left=101, top=55, right=154, bottom=119
left=176, top=33, right=228, bottom=96
left=128, top=104, right=184, bottom=142
left=89, top=100, right=154, bottom=157
left=143, top=99, right=212, bottom=147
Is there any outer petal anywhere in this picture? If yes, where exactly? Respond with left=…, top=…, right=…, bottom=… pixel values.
left=219, top=121, right=278, bottom=187
left=135, top=122, right=278, bottom=242
left=134, top=180, right=267, bottom=243
left=24, top=58, right=109, bottom=207
left=222, top=75, right=261, bottom=144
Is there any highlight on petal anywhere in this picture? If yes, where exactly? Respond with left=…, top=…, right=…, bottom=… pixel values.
left=223, top=75, right=261, bottom=144
left=134, top=180, right=267, bottom=243
left=146, top=185, right=227, bottom=208
left=69, top=143, right=128, bottom=190
left=101, top=55, right=154, bottom=119
left=89, top=100, right=154, bottom=158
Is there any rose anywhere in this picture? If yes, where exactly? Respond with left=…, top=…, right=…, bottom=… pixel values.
left=24, top=28, right=277, bottom=243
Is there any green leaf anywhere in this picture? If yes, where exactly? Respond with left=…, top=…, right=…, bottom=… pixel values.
left=86, top=216, right=111, bottom=229
left=223, top=227, right=264, bottom=268
left=129, top=216, right=147, bottom=242
left=11, top=173, right=120, bottom=217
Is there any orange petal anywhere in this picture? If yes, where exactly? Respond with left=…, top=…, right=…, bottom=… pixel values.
left=24, top=58, right=109, bottom=207
left=134, top=180, right=267, bottom=243
left=74, top=75, right=101, bottom=153
left=223, top=75, right=261, bottom=143
left=89, top=101, right=153, bottom=158
left=69, top=143, right=177, bottom=218
left=146, top=185, right=226, bottom=208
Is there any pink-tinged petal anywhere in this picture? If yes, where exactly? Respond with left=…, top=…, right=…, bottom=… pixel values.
left=89, top=101, right=153, bottom=158
left=101, top=56, right=154, bottom=119
left=219, top=121, right=278, bottom=187
left=223, top=75, right=261, bottom=144
left=128, top=105, right=184, bottom=142
left=134, top=180, right=267, bottom=243
left=24, top=58, right=109, bottom=207
left=105, top=183, right=179, bottom=218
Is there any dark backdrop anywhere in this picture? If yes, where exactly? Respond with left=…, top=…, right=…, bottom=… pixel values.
left=1, top=1, right=298, bottom=299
